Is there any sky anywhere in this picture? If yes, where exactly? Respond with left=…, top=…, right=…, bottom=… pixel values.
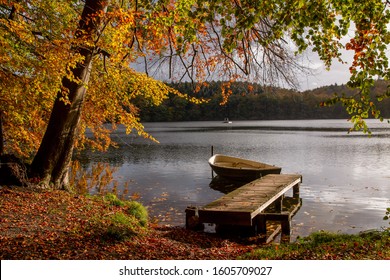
left=298, top=51, right=353, bottom=91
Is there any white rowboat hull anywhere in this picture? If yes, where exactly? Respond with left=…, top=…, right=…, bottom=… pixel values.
left=208, top=154, right=282, bottom=180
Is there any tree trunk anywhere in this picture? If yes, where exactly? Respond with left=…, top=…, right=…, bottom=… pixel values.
left=1, top=0, right=18, bottom=157
left=30, top=0, right=109, bottom=189
left=0, top=111, right=3, bottom=156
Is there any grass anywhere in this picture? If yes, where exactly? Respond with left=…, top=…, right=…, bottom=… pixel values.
left=103, top=194, right=149, bottom=240
left=105, top=212, right=140, bottom=240
left=241, top=230, right=390, bottom=260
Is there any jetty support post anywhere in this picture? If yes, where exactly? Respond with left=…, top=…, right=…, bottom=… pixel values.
left=273, top=195, right=283, bottom=212
left=293, top=177, right=301, bottom=198
left=210, top=145, right=214, bottom=178
left=254, top=214, right=267, bottom=234
left=185, top=206, right=204, bottom=231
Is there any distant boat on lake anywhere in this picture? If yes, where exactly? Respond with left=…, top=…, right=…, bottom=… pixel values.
left=223, top=118, right=232, bottom=123
left=208, top=154, right=282, bottom=180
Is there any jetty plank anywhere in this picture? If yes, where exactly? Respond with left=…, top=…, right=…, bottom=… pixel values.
left=197, top=174, right=301, bottom=226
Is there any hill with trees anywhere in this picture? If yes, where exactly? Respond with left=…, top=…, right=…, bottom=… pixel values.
left=134, top=80, right=390, bottom=122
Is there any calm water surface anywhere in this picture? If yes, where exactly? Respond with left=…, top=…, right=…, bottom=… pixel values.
left=76, top=119, right=390, bottom=240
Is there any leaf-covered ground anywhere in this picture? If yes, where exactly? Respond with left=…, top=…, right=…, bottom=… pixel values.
left=1, top=187, right=389, bottom=260
left=0, top=187, right=255, bottom=259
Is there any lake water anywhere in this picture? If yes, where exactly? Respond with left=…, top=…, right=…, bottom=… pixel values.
left=76, top=119, right=390, bottom=240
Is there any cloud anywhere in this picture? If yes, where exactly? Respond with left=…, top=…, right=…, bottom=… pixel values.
left=298, top=49, right=353, bottom=91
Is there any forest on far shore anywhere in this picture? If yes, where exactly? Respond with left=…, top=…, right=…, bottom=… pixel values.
left=134, top=80, right=390, bottom=122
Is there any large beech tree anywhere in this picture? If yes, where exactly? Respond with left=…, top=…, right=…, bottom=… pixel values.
left=1, top=0, right=390, bottom=189
left=29, top=1, right=110, bottom=187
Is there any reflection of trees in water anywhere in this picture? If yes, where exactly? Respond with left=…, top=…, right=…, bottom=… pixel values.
left=74, top=142, right=211, bottom=168
left=74, top=144, right=152, bottom=167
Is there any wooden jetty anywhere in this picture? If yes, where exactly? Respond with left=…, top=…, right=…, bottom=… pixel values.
left=186, top=174, right=302, bottom=242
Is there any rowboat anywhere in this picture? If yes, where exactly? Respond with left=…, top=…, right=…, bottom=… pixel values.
left=208, top=154, right=282, bottom=180
left=223, top=118, right=232, bottom=123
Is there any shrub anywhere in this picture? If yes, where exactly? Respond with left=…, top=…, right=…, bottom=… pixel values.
left=88, top=193, right=149, bottom=241
left=101, top=194, right=148, bottom=241
left=125, top=201, right=148, bottom=227
left=105, top=212, right=139, bottom=241
left=104, top=193, right=125, bottom=207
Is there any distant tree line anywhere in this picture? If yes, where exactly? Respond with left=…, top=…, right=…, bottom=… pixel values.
left=134, top=80, right=390, bottom=122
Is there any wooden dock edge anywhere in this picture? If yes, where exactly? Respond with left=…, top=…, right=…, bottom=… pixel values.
left=185, top=173, right=303, bottom=243
left=256, top=197, right=302, bottom=236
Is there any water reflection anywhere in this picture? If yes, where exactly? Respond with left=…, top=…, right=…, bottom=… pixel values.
left=209, top=176, right=247, bottom=194
left=75, top=119, right=390, bottom=240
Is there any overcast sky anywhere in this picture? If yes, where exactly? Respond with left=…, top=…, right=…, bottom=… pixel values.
left=298, top=52, right=352, bottom=91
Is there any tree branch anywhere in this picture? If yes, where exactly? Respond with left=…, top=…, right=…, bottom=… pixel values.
left=209, top=21, right=248, bottom=75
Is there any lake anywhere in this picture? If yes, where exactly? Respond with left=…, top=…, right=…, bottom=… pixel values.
left=75, top=119, right=390, bottom=240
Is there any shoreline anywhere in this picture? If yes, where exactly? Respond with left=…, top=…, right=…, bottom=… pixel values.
left=1, top=187, right=389, bottom=260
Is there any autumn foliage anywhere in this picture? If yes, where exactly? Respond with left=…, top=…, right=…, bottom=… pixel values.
left=1, top=1, right=390, bottom=187
left=0, top=0, right=203, bottom=160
